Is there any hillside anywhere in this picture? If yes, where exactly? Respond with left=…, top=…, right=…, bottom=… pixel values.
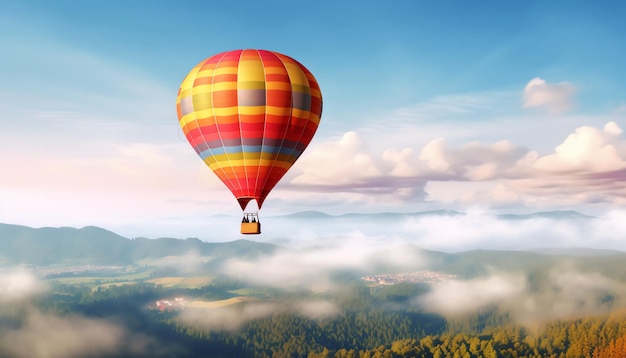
left=2, top=218, right=625, bottom=283
left=0, top=223, right=276, bottom=266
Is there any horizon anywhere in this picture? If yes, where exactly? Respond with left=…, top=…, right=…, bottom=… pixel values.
left=4, top=208, right=626, bottom=253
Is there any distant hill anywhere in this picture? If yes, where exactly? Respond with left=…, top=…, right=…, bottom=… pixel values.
left=496, top=210, right=594, bottom=220
left=527, top=247, right=624, bottom=256
left=0, top=209, right=609, bottom=270
left=272, top=210, right=589, bottom=221
left=0, top=223, right=276, bottom=266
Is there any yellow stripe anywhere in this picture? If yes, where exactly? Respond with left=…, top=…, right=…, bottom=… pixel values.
left=194, top=70, right=215, bottom=79
left=208, top=159, right=293, bottom=170
left=179, top=113, right=196, bottom=128
left=204, top=153, right=297, bottom=165
left=188, top=84, right=212, bottom=95
left=192, top=94, right=212, bottom=112
left=237, top=106, right=265, bottom=115
left=238, top=58, right=265, bottom=81
left=179, top=89, right=194, bottom=98
left=212, top=66, right=238, bottom=76
left=185, top=108, right=214, bottom=120
left=241, top=152, right=262, bottom=160
left=188, top=106, right=291, bottom=118
left=266, top=106, right=291, bottom=116
left=194, top=71, right=216, bottom=79
left=285, top=63, right=308, bottom=86
left=182, top=106, right=304, bottom=125
left=212, top=82, right=238, bottom=91
left=212, top=107, right=241, bottom=116
left=291, top=109, right=311, bottom=118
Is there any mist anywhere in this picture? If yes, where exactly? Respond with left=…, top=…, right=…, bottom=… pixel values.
left=177, top=300, right=341, bottom=332
left=418, top=266, right=626, bottom=327
left=190, top=209, right=626, bottom=253
left=0, top=269, right=169, bottom=358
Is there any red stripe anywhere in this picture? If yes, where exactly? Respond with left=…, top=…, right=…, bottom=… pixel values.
left=266, top=90, right=292, bottom=107
left=240, top=121, right=265, bottom=138
left=214, top=122, right=240, bottom=132
left=310, top=96, right=322, bottom=114
left=213, top=74, right=237, bottom=83
left=266, top=74, right=290, bottom=82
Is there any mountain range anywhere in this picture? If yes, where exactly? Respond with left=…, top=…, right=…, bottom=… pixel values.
left=0, top=210, right=620, bottom=271
left=0, top=223, right=275, bottom=266
left=241, top=209, right=594, bottom=221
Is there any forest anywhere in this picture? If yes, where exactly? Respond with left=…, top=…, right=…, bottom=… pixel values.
left=3, top=275, right=626, bottom=358
left=2, top=224, right=626, bottom=357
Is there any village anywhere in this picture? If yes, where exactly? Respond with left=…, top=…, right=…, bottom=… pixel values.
left=150, top=297, right=186, bottom=312
left=361, top=271, right=457, bottom=286
left=35, top=264, right=130, bottom=277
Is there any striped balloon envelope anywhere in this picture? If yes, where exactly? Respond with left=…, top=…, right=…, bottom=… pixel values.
left=176, top=49, right=323, bottom=211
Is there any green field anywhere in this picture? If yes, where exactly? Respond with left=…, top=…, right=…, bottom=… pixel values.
left=146, top=275, right=214, bottom=288
left=187, top=296, right=255, bottom=308
left=45, top=270, right=154, bottom=285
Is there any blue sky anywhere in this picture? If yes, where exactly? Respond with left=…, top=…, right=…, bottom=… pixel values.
left=2, top=1, right=626, bottom=239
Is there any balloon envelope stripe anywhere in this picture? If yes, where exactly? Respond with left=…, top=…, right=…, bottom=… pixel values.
left=177, top=49, right=322, bottom=209
left=199, top=144, right=303, bottom=157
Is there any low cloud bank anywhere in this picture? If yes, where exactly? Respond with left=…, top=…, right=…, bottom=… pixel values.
left=0, top=268, right=47, bottom=302
left=178, top=300, right=341, bottom=332
left=222, top=236, right=430, bottom=291
left=402, top=209, right=626, bottom=252
left=418, top=267, right=626, bottom=326
left=0, top=311, right=149, bottom=358
left=257, top=209, right=626, bottom=253
left=0, top=269, right=165, bottom=358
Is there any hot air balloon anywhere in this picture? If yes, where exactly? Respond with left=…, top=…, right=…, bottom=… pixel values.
left=176, top=49, right=322, bottom=234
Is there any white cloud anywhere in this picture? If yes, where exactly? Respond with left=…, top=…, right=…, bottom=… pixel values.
left=290, top=131, right=384, bottom=186
left=222, top=235, right=429, bottom=290
left=178, top=302, right=278, bottom=332
left=532, top=121, right=626, bottom=173
left=522, top=77, right=576, bottom=114
left=401, top=210, right=587, bottom=251
left=177, top=300, right=341, bottom=332
left=0, top=311, right=150, bottom=358
left=295, top=300, right=341, bottom=320
left=419, top=268, right=626, bottom=326
left=419, top=274, right=526, bottom=315
left=0, top=270, right=166, bottom=358
left=0, top=269, right=47, bottom=303
left=285, top=120, right=626, bottom=210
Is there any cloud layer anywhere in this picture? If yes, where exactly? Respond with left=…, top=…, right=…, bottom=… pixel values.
left=285, top=120, right=626, bottom=209
left=177, top=300, right=341, bottom=332
left=0, top=270, right=164, bottom=358
left=419, top=267, right=626, bottom=326
left=522, top=77, right=576, bottom=114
